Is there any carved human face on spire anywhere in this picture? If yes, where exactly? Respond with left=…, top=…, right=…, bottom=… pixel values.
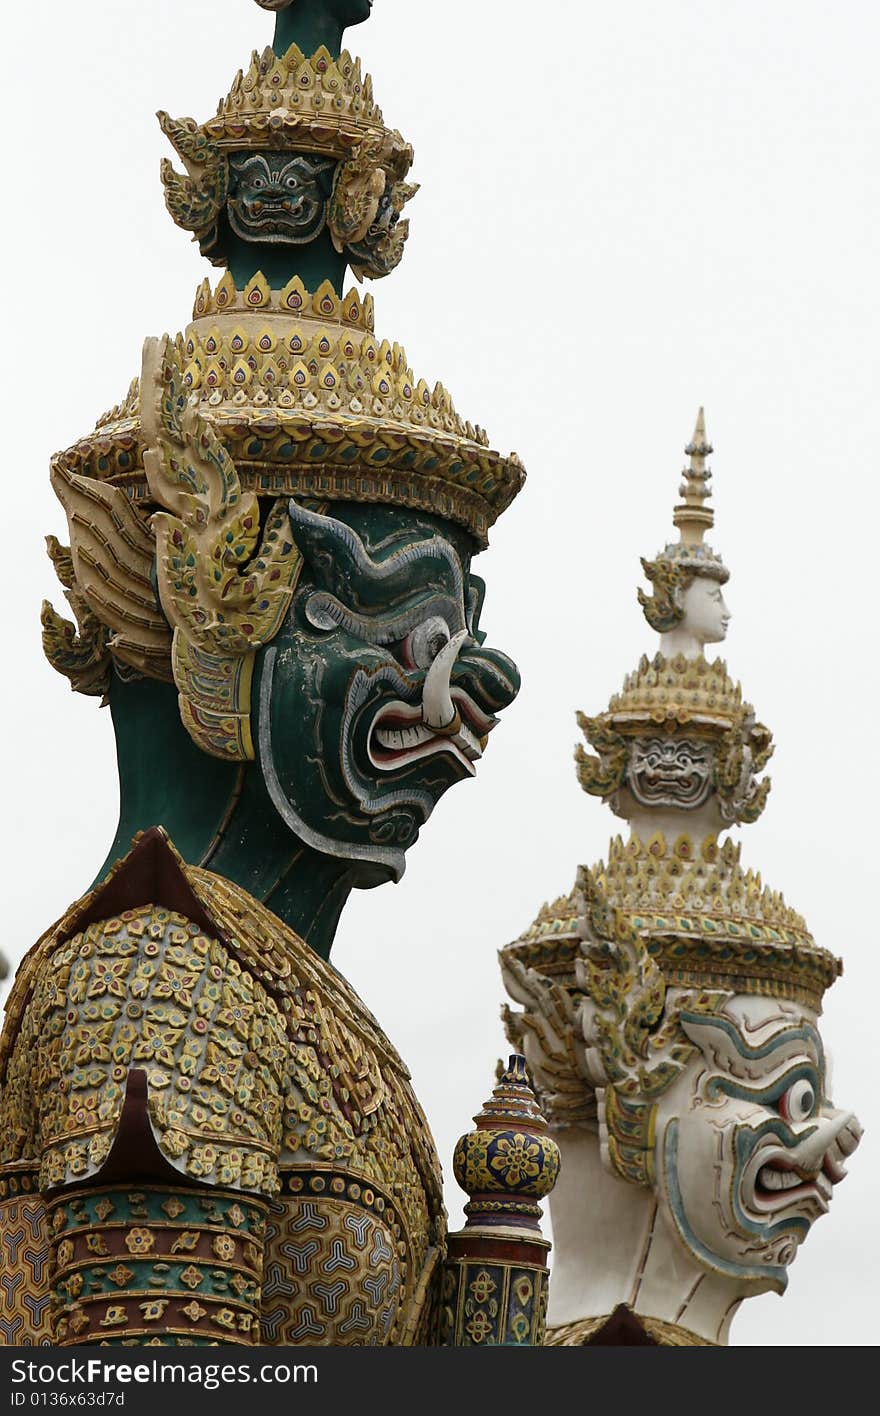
left=672, top=575, right=731, bottom=650
left=653, top=995, right=862, bottom=1293
left=640, top=412, right=733, bottom=657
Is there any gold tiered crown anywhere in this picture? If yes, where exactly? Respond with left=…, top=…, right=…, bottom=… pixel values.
left=604, top=652, right=749, bottom=731
left=52, top=275, right=525, bottom=549
left=575, top=652, right=774, bottom=825
left=504, top=835, right=840, bottom=1013
left=201, top=44, right=410, bottom=168
left=157, top=37, right=416, bottom=278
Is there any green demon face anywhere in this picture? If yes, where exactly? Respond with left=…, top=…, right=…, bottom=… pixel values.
left=227, top=152, right=334, bottom=246
left=255, top=501, right=520, bottom=884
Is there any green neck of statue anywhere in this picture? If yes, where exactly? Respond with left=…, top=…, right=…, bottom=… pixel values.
left=226, top=229, right=347, bottom=296
left=273, top=3, right=352, bottom=60
left=98, top=674, right=355, bottom=961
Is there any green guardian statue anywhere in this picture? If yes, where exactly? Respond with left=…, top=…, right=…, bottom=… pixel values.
left=0, top=1, right=555, bottom=1348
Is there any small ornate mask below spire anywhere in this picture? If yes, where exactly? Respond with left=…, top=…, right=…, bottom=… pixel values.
left=638, top=409, right=731, bottom=658
left=158, top=2, right=412, bottom=293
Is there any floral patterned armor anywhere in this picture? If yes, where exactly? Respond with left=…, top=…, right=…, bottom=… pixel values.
left=0, top=832, right=446, bottom=1346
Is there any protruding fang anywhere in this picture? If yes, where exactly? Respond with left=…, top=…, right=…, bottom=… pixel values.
left=422, top=630, right=468, bottom=732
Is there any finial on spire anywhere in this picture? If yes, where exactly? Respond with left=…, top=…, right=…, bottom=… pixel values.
left=673, top=406, right=715, bottom=547
left=438, top=1057, right=559, bottom=1346
left=450, top=1054, right=559, bottom=1234
left=637, top=408, right=729, bottom=640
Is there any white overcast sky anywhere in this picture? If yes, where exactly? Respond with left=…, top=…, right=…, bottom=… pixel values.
left=3, top=1, right=878, bottom=1347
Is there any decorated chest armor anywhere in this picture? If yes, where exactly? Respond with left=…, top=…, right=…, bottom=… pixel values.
left=1, top=832, right=445, bottom=1347
left=0, top=1, right=556, bottom=1348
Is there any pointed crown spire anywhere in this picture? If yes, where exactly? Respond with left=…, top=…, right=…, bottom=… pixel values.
left=638, top=408, right=729, bottom=633
left=674, top=406, right=715, bottom=546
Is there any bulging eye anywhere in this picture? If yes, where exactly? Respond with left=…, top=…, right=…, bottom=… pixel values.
left=407, top=617, right=451, bottom=670
left=778, top=1079, right=817, bottom=1124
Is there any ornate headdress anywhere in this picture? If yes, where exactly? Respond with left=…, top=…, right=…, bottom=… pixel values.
left=575, top=653, right=774, bottom=826
left=503, top=852, right=840, bottom=1185
left=47, top=274, right=523, bottom=555
left=502, top=866, right=730, bottom=1183
left=501, top=409, right=841, bottom=1172
left=575, top=412, right=772, bottom=826
left=43, top=1, right=525, bottom=735
left=158, top=0, right=415, bottom=276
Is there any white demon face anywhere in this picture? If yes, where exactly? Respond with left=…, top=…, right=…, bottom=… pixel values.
left=654, top=995, right=862, bottom=1293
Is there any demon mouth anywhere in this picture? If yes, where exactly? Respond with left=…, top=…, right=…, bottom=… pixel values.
left=753, top=1158, right=833, bottom=1213
left=741, top=1108, right=862, bottom=1230
left=369, top=689, right=496, bottom=776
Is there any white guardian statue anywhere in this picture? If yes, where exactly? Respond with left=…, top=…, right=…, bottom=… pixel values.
left=501, top=412, right=862, bottom=1346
